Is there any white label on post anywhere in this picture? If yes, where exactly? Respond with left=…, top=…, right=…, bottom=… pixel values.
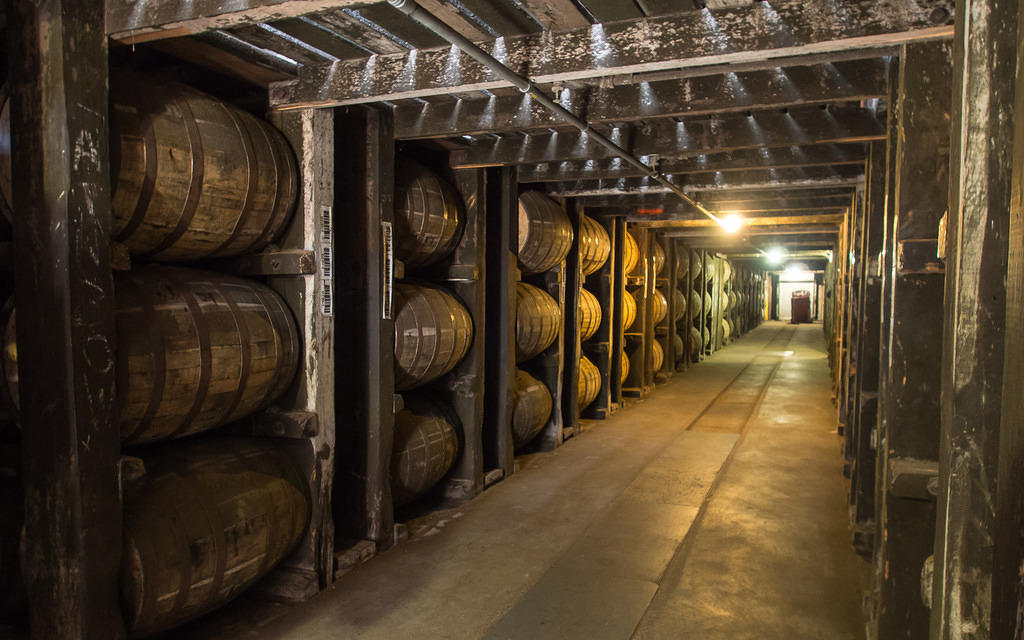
left=382, top=221, right=394, bottom=320
left=320, top=205, right=333, bottom=316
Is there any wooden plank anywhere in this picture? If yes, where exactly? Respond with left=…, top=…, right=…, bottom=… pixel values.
left=271, top=16, right=375, bottom=59
left=107, top=0, right=368, bottom=44
left=519, top=0, right=591, bottom=31
left=644, top=214, right=845, bottom=228
left=451, top=0, right=543, bottom=36
left=610, top=218, right=627, bottom=403
left=394, top=60, right=889, bottom=140
left=229, top=23, right=336, bottom=65
left=664, top=225, right=840, bottom=238
left=583, top=215, right=617, bottom=418
left=314, top=9, right=409, bottom=55
left=271, top=0, right=953, bottom=108
left=333, top=106, right=397, bottom=550
left=517, top=144, right=868, bottom=184
left=356, top=3, right=450, bottom=49
left=447, top=106, right=884, bottom=168
left=562, top=200, right=583, bottom=432
left=150, top=34, right=296, bottom=87
left=8, top=1, right=125, bottom=638
left=931, top=0, right=1015, bottom=635
left=577, top=0, right=643, bottom=22
left=263, top=109, right=336, bottom=600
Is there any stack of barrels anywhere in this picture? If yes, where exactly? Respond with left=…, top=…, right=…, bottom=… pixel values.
left=577, top=214, right=610, bottom=415
left=3, top=76, right=312, bottom=636
left=512, top=191, right=569, bottom=450
left=650, top=239, right=669, bottom=379
left=621, top=229, right=640, bottom=388
left=674, top=249, right=690, bottom=369
left=390, top=158, right=470, bottom=506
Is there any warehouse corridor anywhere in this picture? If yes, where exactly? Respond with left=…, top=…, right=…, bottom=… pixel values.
left=183, top=323, right=862, bottom=640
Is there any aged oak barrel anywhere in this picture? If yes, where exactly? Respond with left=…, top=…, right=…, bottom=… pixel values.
left=577, top=356, right=600, bottom=412
left=722, top=260, right=733, bottom=282
left=651, top=339, right=665, bottom=372
left=111, top=77, right=297, bottom=260
left=512, top=369, right=552, bottom=450
left=394, top=159, right=464, bottom=268
left=704, top=254, right=715, bottom=281
left=690, top=326, right=702, bottom=355
left=580, top=215, right=611, bottom=277
left=691, top=253, right=703, bottom=280
left=673, top=333, right=684, bottom=363
left=622, top=288, right=638, bottom=331
left=579, top=287, right=602, bottom=342
left=703, top=326, right=711, bottom=348
left=621, top=349, right=630, bottom=385
left=122, top=437, right=309, bottom=637
left=652, top=289, right=668, bottom=325
left=394, top=283, right=473, bottom=391
left=723, top=318, right=733, bottom=340
left=1, top=267, right=300, bottom=444
left=690, top=290, right=701, bottom=316
left=676, top=253, right=690, bottom=279
left=518, top=191, right=573, bottom=275
left=704, top=291, right=713, bottom=313
left=674, top=289, right=686, bottom=321
left=516, top=282, right=560, bottom=362
left=651, top=242, right=666, bottom=276
left=391, top=397, right=460, bottom=506
left=623, top=231, right=639, bottom=276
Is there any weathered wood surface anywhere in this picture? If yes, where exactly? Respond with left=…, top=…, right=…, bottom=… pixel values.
left=271, top=0, right=953, bottom=108
left=579, top=214, right=610, bottom=277
left=393, top=60, right=889, bottom=140
left=8, top=1, right=125, bottom=637
left=932, top=0, right=1016, bottom=636
left=449, top=106, right=885, bottom=168
left=517, top=144, right=867, bottom=184
left=122, top=438, right=309, bottom=637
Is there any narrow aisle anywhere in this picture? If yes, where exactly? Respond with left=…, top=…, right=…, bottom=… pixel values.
left=634, top=324, right=866, bottom=639
left=181, top=323, right=861, bottom=640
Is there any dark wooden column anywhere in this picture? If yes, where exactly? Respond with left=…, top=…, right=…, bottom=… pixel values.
left=562, top=199, right=583, bottom=432
left=993, top=3, right=1024, bottom=636
left=870, top=40, right=952, bottom=639
left=931, top=0, right=1016, bottom=636
left=8, top=1, right=125, bottom=637
left=334, top=106, right=396, bottom=550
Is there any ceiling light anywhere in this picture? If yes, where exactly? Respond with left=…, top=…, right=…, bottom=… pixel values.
left=765, top=246, right=787, bottom=265
left=719, top=213, right=744, bottom=234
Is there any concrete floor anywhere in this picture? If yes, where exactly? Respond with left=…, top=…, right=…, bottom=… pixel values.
left=185, top=322, right=866, bottom=640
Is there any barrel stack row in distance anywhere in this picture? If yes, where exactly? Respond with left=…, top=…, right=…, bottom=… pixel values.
left=2, top=76, right=312, bottom=637
left=577, top=215, right=611, bottom=408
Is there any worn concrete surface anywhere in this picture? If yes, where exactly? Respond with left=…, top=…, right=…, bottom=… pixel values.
left=179, top=322, right=864, bottom=640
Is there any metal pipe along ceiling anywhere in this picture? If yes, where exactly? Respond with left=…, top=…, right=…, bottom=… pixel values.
left=386, top=0, right=726, bottom=227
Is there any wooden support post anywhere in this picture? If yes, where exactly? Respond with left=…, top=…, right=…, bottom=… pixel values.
left=583, top=215, right=617, bottom=419
left=562, top=199, right=583, bottom=433
left=624, top=225, right=649, bottom=396
left=443, top=168, right=487, bottom=499
left=483, top=166, right=517, bottom=478
left=992, top=2, right=1024, bottom=635
left=334, top=106, right=396, bottom=551
left=932, top=0, right=1016, bottom=635
left=7, top=1, right=125, bottom=637
left=264, top=108, right=336, bottom=599
left=610, top=219, right=626, bottom=404
left=535, top=262, right=567, bottom=449
left=869, top=40, right=952, bottom=639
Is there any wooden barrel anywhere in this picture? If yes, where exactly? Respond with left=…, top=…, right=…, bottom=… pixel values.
left=723, top=318, right=732, bottom=340
left=394, top=283, right=473, bottom=391
left=623, top=231, right=640, bottom=276
left=690, top=290, right=702, bottom=315
left=621, top=350, right=630, bottom=385
left=652, top=289, right=668, bottom=325
left=690, top=326, right=702, bottom=355
left=704, top=254, right=715, bottom=281
left=391, top=397, right=460, bottom=506
left=516, top=282, right=560, bottom=362
left=651, top=242, right=666, bottom=276
left=704, top=291, right=713, bottom=313
left=518, top=191, right=573, bottom=275
left=394, top=158, right=464, bottom=268
left=579, top=287, right=602, bottom=342
left=652, top=339, right=665, bottom=372
left=622, top=288, right=637, bottom=331
left=674, top=289, right=686, bottom=321
left=512, top=369, right=551, bottom=450
left=109, top=77, right=296, bottom=261
left=691, top=253, right=703, bottom=280
left=730, top=291, right=739, bottom=312
left=673, top=333, right=684, bottom=363
left=580, top=215, right=611, bottom=277
left=722, top=260, right=733, bottom=282
left=122, top=437, right=309, bottom=637
left=577, top=356, right=600, bottom=412
left=703, top=326, right=711, bottom=347
left=1, top=267, right=305, bottom=445
left=676, top=253, right=690, bottom=279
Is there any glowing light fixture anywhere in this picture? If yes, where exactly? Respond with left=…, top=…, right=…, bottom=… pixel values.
left=765, top=246, right=787, bottom=265
left=719, top=213, right=744, bottom=234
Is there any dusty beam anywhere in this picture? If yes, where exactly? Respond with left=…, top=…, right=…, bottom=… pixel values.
left=106, top=1, right=367, bottom=44
left=518, top=144, right=867, bottom=183
left=394, top=60, right=890, bottom=140
left=663, top=225, right=841, bottom=238
left=271, top=0, right=953, bottom=108
left=640, top=214, right=845, bottom=228
left=450, top=106, right=884, bottom=168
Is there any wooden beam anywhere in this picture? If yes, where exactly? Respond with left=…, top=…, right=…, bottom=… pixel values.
left=641, top=214, right=845, bottom=228
left=518, top=144, right=867, bottom=183
left=9, top=1, right=125, bottom=638
left=449, top=106, right=885, bottom=168
left=271, top=0, right=952, bottom=108
left=106, top=1, right=369, bottom=44
left=394, top=60, right=890, bottom=140
left=664, top=225, right=841, bottom=238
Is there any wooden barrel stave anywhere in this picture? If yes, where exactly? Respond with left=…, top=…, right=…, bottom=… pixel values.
left=518, top=191, right=573, bottom=275
left=577, top=356, right=600, bottom=412
left=651, top=242, right=666, bottom=276
left=511, top=369, right=552, bottom=450
left=121, top=437, right=309, bottom=637
left=393, top=283, right=473, bottom=391
left=673, top=289, right=686, bottom=321
left=394, top=159, right=464, bottom=268
left=622, top=289, right=638, bottom=331
left=621, top=350, right=630, bottom=385
left=651, top=339, right=665, bottom=372
left=622, top=231, right=639, bottom=276
left=652, top=289, right=668, bottom=325
left=515, top=282, right=560, bottom=362
left=391, top=397, right=460, bottom=506
left=673, top=333, right=685, bottom=363
left=579, top=215, right=611, bottom=277
left=578, top=287, right=602, bottom=342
